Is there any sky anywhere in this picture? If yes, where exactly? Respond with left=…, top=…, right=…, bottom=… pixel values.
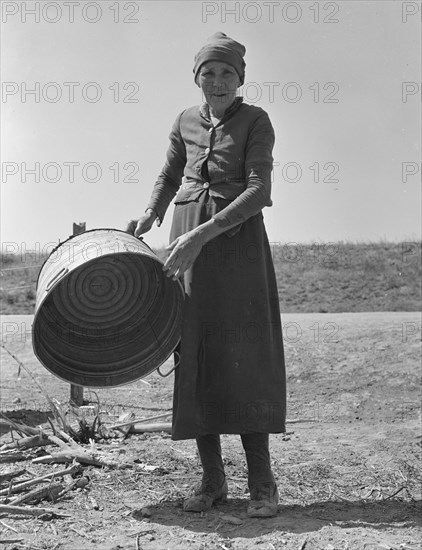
left=1, top=0, right=421, bottom=254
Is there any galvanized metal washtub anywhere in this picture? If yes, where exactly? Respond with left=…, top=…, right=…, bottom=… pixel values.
left=32, top=229, right=184, bottom=387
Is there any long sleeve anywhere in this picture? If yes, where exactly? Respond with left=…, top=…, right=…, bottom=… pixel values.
left=211, top=110, right=275, bottom=228
left=146, top=112, right=187, bottom=222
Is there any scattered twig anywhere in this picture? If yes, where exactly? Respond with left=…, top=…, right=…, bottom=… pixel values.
left=49, top=398, right=78, bottom=438
left=362, top=486, right=377, bottom=499
left=0, top=519, right=18, bottom=532
left=113, top=412, right=136, bottom=439
left=68, top=525, right=90, bottom=538
left=383, top=486, right=407, bottom=500
left=47, top=416, right=59, bottom=438
left=133, top=406, right=172, bottom=412
left=88, top=495, right=100, bottom=510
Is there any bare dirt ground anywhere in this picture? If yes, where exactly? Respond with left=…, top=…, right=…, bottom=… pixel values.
left=1, top=312, right=421, bottom=550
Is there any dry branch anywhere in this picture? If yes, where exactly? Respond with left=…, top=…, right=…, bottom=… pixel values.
left=130, top=422, right=172, bottom=434
left=1, top=421, right=86, bottom=453
left=56, top=428, right=80, bottom=446
left=1, top=434, right=51, bottom=452
left=0, top=503, right=70, bottom=518
left=0, top=464, right=82, bottom=497
left=32, top=447, right=120, bottom=468
left=0, top=450, right=27, bottom=464
left=10, top=483, right=64, bottom=506
left=286, top=418, right=318, bottom=424
left=10, top=476, right=90, bottom=507
left=109, top=412, right=172, bottom=430
left=46, top=433, right=77, bottom=450
left=0, top=416, right=43, bottom=438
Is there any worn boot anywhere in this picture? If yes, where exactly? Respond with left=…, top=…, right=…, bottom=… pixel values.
left=183, top=434, right=227, bottom=512
left=241, top=433, right=279, bottom=518
left=247, top=482, right=279, bottom=518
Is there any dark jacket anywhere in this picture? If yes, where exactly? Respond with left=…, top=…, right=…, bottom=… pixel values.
left=147, top=97, right=275, bottom=232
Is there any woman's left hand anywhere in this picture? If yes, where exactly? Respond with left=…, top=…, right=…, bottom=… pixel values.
left=163, top=230, right=204, bottom=279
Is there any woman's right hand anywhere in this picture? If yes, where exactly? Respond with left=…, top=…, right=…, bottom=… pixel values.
left=126, top=209, right=160, bottom=238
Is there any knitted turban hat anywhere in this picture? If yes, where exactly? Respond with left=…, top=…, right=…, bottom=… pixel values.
left=193, top=32, right=246, bottom=85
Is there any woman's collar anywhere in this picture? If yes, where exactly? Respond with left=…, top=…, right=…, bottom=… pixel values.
left=199, top=96, right=244, bottom=122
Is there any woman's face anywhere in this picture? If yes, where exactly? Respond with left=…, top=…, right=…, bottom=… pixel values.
left=197, top=61, right=240, bottom=115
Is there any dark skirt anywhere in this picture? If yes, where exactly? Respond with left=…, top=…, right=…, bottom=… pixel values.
left=169, top=193, right=286, bottom=440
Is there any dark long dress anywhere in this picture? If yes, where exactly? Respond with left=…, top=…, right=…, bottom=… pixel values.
left=170, top=194, right=286, bottom=440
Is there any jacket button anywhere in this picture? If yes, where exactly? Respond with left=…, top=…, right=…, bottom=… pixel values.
left=205, top=147, right=210, bottom=154
left=203, top=182, right=210, bottom=189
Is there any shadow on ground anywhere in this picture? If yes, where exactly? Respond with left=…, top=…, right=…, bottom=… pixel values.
left=133, top=498, right=422, bottom=538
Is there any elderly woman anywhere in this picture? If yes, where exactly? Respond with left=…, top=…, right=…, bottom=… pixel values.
left=129, top=32, right=286, bottom=518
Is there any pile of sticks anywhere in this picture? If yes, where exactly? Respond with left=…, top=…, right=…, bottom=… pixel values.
left=0, top=417, right=121, bottom=468
left=0, top=418, right=111, bottom=518
left=0, top=410, right=172, bottom=518
left=0, top=464, right=86, bottom=519
left=0, top=345, right=174, bottom=518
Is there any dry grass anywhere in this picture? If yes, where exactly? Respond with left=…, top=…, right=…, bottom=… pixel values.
left=273, top=240, right=422, bottom=313
left=1, top=241, right=421, bottom=314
